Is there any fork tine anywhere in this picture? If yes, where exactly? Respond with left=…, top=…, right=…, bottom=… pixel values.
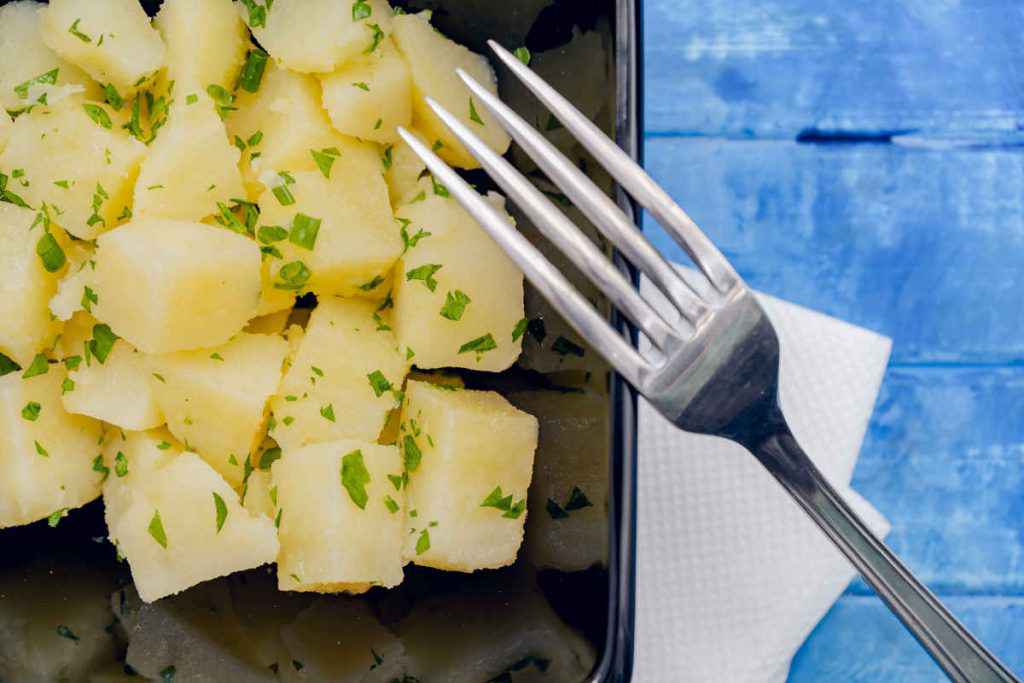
left=397, top=127, right=651, bottom=387
left=488, top=40, right=742, bottom=297
left=420, top=97, right=683, bottom=352
left=455, top=69, right=710, bottom=327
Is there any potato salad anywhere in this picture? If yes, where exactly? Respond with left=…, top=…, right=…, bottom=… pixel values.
left=0, top=0, right=543, bottom=604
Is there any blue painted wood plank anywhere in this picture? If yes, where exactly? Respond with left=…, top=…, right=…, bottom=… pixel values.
left=848, top=366, right=1024, bottom=596
left=643, top=137, right=1024, bottom=363
left=643, top=0, right=1024, bottom=137
left=789, top=595, right=1024, bottom=681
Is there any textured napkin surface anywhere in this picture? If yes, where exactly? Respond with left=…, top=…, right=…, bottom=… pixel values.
left=634, top=274, right=893, bottom=682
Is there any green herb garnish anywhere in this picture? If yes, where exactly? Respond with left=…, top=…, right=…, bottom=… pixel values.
left=341, top=449, right=371, bottom=509
left=439, top=290, right=471, bottom=321
left=406, top=263, right=442, bottom=292
left=212, top=492, right=228, bottom=533
left=148, top=510, right=168, bottom=549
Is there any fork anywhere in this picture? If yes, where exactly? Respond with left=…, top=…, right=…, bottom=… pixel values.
left=397, top=42, right=1020, bottom=683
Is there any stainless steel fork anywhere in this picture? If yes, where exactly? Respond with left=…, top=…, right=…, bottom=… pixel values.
left=397, top=42, right=1019, bottom=683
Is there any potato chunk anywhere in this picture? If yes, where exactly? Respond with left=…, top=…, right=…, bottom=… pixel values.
left=273, top=440, right=405, bottom=592
left=0, top=203, right=68, bottom=366
left=509, top=390, right=609, bottom=571
left=154, top=0, right=248, bottom=93
left=399, top=381, right=537, bottom=571
left=257, top=154, right=402, bottom=298
left=269, top=298, right=409, bottom=451
left=383, top=134, right=426, bottom=206
left=0, top=100, right=147, bottom=240
left=150, top=332, right=289, bottom=488
left=392, top=11, right=510, bottom=169
left=0, top=365, right=104, bottom=528
left=90, top=219, right=261, bottom=353
left=320, top=40, right=412, bottom=144
left=40, top=0, right=165, bottom=96
left=63, top=339, right=164, bottom=431
left=393, top=191, right=524, bottom=372
left=242, top=0, right=394, bottom=74
left=0, top=1, right=101, bottom=113
left=103, top=439, right=279, bottom=603
left=132, top=97, right=245, bottom=222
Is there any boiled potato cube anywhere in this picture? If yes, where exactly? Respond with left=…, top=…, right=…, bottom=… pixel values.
left=320, top=40, right=412, bottom=144
left=243, top=0, right=394, bottom=74
left=269, top=298, right=409, bottom=451
left=256, top=153, right=402, bottom=298
left=150, top=332, right=289, bottom=488
left=40, top=0, right=165, bottom=96
left=0, top=563, right=120, bottom=683
left=124, top=579, right=277, bottom=681
left=90, top=219, right=261, bottom=353
left=399, top=381, right=537, bottom=571
left=226, top=61, right=342, bottom=194
left=383, top=134, right=426, bottom=206
left=397, top=589, right=594, bottom=683
left=154, top=0, right=248, bottom=92
left=0, top=202, right=68, bottom=366
left=392, top=11, right=510, bottom=169
left=279, top=598, right=406, bottom=682
left=0, top=365, right=104, bottom=528
left=393, top=191, right=524, bottom=372
left=98, top=428, right=181, bottom=536
left=273, top=440, right=405, bottom=592
left=0, top=1, right=101, bottom=113
left=133, top=97, right=245, bottom=222
left=509, top=390, right=609, bottom=571
left=104, top=448, right=279, bottom=603
left=63, top=339, right=164, bottom=431
left=0, top=100, right=147, bottom=240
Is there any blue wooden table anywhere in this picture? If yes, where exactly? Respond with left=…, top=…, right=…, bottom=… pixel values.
left=641, top=1, right=1024, bottom=679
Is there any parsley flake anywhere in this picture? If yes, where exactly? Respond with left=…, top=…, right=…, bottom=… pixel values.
left=402, top=435, right=422, bottom=472
left=512, top=318, right=528, bottom=342
left=82, top=104, right=112, bottom=129
left=68, top=18, right=92, bottom=43
left=439, top=290, right=471, bottom=321
left=212, top=492, right=228, bottom=533
left=406, top=263, right=442, bottom=292
left=22, top=354, right=49, bottom=379
left=383, top=495, right=399, bottom=513
left=468, top=97, right=484, bottom=125
left=415, top=529, right=430, bottom=555
left=21, top=401, right=41, bottom=421
left=320, top=403, right=336, bottom=422
left=275, top=260, right=311, bottom=291
left=458, top=333, right=497, bottom=356
left=367, top=370, right=391, bottom=397
left=34, top=440, right=49, bottom=457
left=114, top=451, right=129, bottom=478
left=310, top=147, right=341, bottom=178
left=36, top=232, right=66, bottom=273
left=289, top=213, right=321, bottom=250
left=148, top=510, right=168, bottom=548
left=514, top=47, right=532, bottom=65
left=47, top=508, right=69, bottom=527
left=341, top=449, right=371, bottom=510
left=364, top=23, right=385, bottom=54
left=238, top=47, right=269, bottom=93
left=352, top=0, right=372, bottom=21
left=92, top=454, right=110, bottom=482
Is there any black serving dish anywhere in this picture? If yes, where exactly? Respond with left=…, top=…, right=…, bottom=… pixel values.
left=0, top=0, right=640, bottom=680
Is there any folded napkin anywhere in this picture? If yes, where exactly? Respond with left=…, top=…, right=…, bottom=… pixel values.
left=634, top=271, right=893, bottom=682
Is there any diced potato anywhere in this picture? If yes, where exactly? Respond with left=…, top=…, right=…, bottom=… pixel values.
left=0, top=365, right=104, bottom=528
left=40, top=0, right=165, bottom=96
left=0, top=1, right=101, bottom=113
left=256, top=151, right=402, bottom=298
left=509, top=390, right=609, bottom=571
left=243, top=0, right=394, bottom=74
left=383, top=134, right=426, bottom=206
left=399, top=381, right=537, bottom=571
left=393, top=191, right=524, bottom=372
left=226, top=61, right=342, bottom=194
left=0, top=563, right=120, bottom=683
left=90, top=219, right=261, bottom=353
left=397, top=589, right=595, bottom=683
left=0, top=100, right=147, bottom=240
left=150, top=332, right=288, bottom=488
left=269, top=298, right=409, bottom=451
left=245, top=308, right=292, bottom=335
left=153, top=0, right=248, bottom=93
left=133, top=97, right=245, bottom=222
left=124, top=579, right=277, bottom=681
left=392, top=11, right=510, bottom=169
left=63, top=339, right=164, bottom=431
left=104, top=446, right=279, bottom=603
left=273, top=440, right=405, bottom=592
left=0, top=202, right=68, bottom=366
left=320, top=40, right=411, bottom=144
left=279, top=597, right=406, bottom=682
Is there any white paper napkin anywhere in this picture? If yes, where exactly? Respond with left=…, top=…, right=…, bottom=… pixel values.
left=634, top=271, right=893, bottom=682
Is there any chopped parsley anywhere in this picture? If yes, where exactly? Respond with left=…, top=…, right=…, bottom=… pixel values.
left=458, top=333, right=497, bottom=356
left=61, top=377, right=75, bottom=394
left=381, top=144, right=393, bottom=170
left=22, top=354, right=49, bottom=379
left=114, top=451, right=129, bottom=478
left=275, top=507, right=283, bottom=528
left=468, top=97, right=484, bottom=125
left=320, top=403, right=336, bottom=422
left=148, top=510, right=168, bottom=549
left=388, top=473, right=404, bottom=490
left=238, top=47, right=269, bottom=93
left=310, top=146, right=341, bottom=178
left=289, top=213, right=321, bottom=250
left=152, top=372, right=166, bottom=383
left=272, top=171, right=296, bottom=205
left=239, top=0, right=268, bottom=28
left=415, top=529, right=430, bottom=555
left=406, top=263, right=442, bottom=292
left=36, top=232, right=66, bottom=273
left=275, top=260, right=311, bottom=291
left=512, top=318, right=528, bottom=342
left=210, top=352, right=224, bottom=361
left=481, top=486, right=526, bottom=519
left=367, top=370, right=391, bottom=397
left=81, top=286, right=98, bottom=313
left=64, top=356, right=81, bottom=371
left=341, top=449, right=371, bottom=510
left=206, top=84, right=237, bottom=119
left=103, top=83, right=124, bottom=110
left=352, top=0, right=372, bottom=21
left=359, top=274, right=386, bottom=291
left=514, top=47, right=532, bottom=65
left=439, top=290, right=471, bottom=321
left=352, top=81, right=370, bottom=92
left=92, top=454, right=110, bottom=481
left=258, top=224, right=288, bottom=244
left=47, top=508, right=69, bottom=527
left=87, top=183, right=109, bottom=229
left=399, top=221, right=431, bottom=252
left=0, top=354, right=19, bottom=376
left=157, top=441, right=172, bottom=450
left=21, top=401, right=41, bottom=421
left=432, top=139, right=444, bottom=152
left=383, top=495, right=399, bottom=513
left=402, top=435, right=422, bottom=472
left=212, top=492, right=228, bottom=533
left=68, top=18, right=92, bottom=42
left=34, top=440, right=49, bottom=457
left=82, top=103, right=112, bottom=129
left=364, top=23, right=385, bottom=54
left=14, top=68, right=58, bottom=100
left=259, top=447, right=282, bottom=470
left=87, top=324, right=118, bottom=364
left=186, top=93, right=198, bottom=105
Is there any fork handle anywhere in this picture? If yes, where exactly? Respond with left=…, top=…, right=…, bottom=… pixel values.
left=753, top=423, right=1019, bottom=683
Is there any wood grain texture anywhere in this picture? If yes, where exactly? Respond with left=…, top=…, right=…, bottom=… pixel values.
left=644, top=0, right=1024, bottom=137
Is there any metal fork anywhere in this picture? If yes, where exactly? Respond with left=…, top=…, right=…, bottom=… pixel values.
left=397, top=42, right=1019, bottom=683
